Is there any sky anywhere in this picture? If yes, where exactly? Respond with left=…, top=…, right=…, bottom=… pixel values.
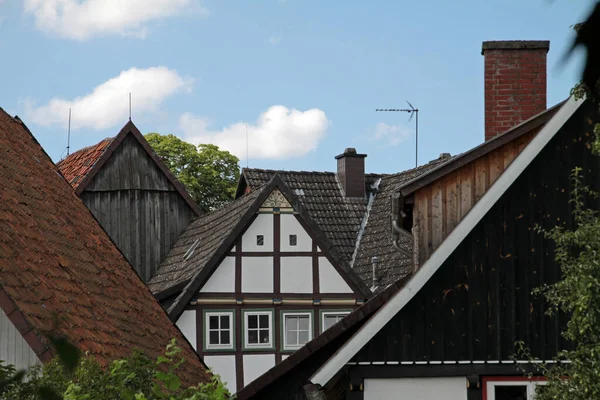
left=0, top=0, right=594, bottom=174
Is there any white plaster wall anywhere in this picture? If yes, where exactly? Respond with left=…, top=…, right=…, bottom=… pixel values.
left=280, top=214, right=312, bottom=252
left=364, top=377, right=467, bottom=400
left=0, top=308, right=40, bottom=370
left=281, top=355, right=289, bottom=361
left=280, top=257, right=313, bottom=293
left=175, top=310, right=197, bottom=350
left=204, top=355, right=236, bottom=394
left=200, top=257, right=235, bottom=293
left=242, top=257, right=273, bottom=293
left=243, top=354, right=275, bottom=387
left=242, top=214, right=273, bottom=252
left=318, top=257, right=353, bottom=293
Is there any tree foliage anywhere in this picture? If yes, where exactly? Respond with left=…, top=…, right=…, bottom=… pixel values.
left=145, top=133, right=240, bottom=211
left=0, top=339, right=231, bottom=400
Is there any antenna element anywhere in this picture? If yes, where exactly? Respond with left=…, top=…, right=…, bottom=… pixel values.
left=129, top=93, right=132, bottom=121
left=67, top=108, right=72, bottom=156
left=376, top=101, right=419, bottom=167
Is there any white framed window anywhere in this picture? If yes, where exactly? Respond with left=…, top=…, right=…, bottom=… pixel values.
left=283, top=312, right=312, bottom=350
left=244, top=311, right=273, bottom=348
left=484, top=377, right=547, bottom=400
left=321, top=311, right=350, bottom=332
left=205, top=311, right=234, bottom=350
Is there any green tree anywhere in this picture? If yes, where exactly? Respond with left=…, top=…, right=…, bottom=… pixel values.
left=145, top=133, right=240, bottom=211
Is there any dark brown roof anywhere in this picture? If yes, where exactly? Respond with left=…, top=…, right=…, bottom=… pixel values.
left=56, top=121, right=203, bottom=215
left=0, top=109, right=210, bottom=385
left=56, top=138, right=113, bottom=189
left=151, top=175, right=372, bottom=319
left=352, top=159, right=453, bottom=292
left=238, top=169, right=385, bottom=263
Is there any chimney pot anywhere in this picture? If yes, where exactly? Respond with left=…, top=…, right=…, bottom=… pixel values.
left=335, top=148, right=367, bottom=198
left=482, top=40, right=549, bottom=142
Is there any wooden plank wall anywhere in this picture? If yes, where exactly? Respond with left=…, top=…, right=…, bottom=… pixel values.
left=0, top=308, right=40, bottom=369
left=82, top=134, right=196, bottom=282
left=413, top=130, right=537, bottom=268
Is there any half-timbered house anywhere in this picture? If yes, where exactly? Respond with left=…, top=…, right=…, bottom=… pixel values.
left=0, top=108, right=211, bottom=385
left=57, top=121, right=202, bottom=282
left=229, top=41, right=600, bottom=400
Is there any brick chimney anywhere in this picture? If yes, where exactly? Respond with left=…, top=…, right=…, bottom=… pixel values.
left=335, top=148, right=367, bottom=198
left=482, top=40, right=550, bottom=141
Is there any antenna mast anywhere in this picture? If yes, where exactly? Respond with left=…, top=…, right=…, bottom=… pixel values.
left=67, top=108, right=72, bottom=156
left=376, top=101, right=419, bottom=167
left=129, top=93, right=132, bottom=121
left=245, top=119, right=249, bottom=168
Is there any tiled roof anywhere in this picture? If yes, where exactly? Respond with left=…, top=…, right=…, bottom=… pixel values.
left=240, top=169, right=385, bottom=263
left=352, top=159, right=452, bottom=292
left=56, top=137, right=113, bottom=189
left=149, top=186, right=264, bottom=295
left=0, top=109, right=210, bottom=385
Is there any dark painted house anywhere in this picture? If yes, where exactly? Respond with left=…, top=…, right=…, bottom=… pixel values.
left=57, top=121, right=202, bottom=282
left=229, top=41, right=598, bottom=400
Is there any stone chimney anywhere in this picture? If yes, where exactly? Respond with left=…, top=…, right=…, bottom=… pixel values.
left=482, top=40, right=550, bottom=141
left=335, top=148, right=367, bottom=198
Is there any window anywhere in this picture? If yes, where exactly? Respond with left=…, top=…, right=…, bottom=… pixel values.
left=484, top=378, right=547, bottom=400
left=321, top=311, right=350, bottom=332
left=289, top=234, right=297, bottom=246
left=283, top=313, right=312, bottom=350
left=205, top=312, right=233, bottom=350
left=256, top=235, right=264, bottom=246
left=244, top=311, right=272, bottom=348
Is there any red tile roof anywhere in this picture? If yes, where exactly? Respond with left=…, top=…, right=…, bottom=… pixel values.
left=0, top=109, right=211, bottom=385
left=56, top=137, right=114, bottom=189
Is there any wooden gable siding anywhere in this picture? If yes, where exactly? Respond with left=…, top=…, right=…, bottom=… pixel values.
left=81, top=134, right=196, bottom=282
left=413, top=129, right=538, bottom=268
left=353, top=101, right=600, bottom=364
left=0, top=308, right=39, bottom=370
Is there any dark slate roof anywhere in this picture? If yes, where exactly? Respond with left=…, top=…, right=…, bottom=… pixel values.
left=0, top=109, right=210, bottom=386
left=239, top=169, right=385, bottom=263
left=352, top=158, right=452, bottom=292
left=148, top=185, right=264, bottom=295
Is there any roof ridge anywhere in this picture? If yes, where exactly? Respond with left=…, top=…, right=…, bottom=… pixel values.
left=56, top=136, right=114, bottom=165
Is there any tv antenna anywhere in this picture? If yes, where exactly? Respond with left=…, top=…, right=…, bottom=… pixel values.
left=245, top=119, right=249, bottom=168
left=129, top=92, right=132, bottom=121
left=376, top=101, right=419, bottom=167
left=67, top=108, right=72, bottom=156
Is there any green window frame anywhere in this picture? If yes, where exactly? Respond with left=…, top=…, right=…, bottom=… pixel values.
left=320, top=310, right=352, bottom=333
left=281, top=310, right=314, bottom=351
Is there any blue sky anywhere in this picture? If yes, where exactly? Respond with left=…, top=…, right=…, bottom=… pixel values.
left=0, top=0, right=593, bottom=174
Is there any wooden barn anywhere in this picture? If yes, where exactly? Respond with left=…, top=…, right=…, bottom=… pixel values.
left=57, top=121, right=202, bottom=282
left=0, top=108, right=210, bottom=385
left=229, top=42, right=600, bottom=400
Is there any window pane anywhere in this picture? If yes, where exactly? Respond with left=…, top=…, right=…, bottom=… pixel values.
left=287, top=331, right=297, bottom=346
left=259, top=314, right=269, bottom=328
left=248, top=315, right=258, bottom=329
left=298, top=316, right=309, bottom=330
left=220, top=315, right=230, bottom=329
left=209, top=331, right=219, bottom=345
left=259, top=329, right=269, bottom=344
left=299, top=330, right=309, bottom=345
left=220, top=331, right=230, bottom=345
left=289, top=234, right=297, bottom=246
left=494, top=385, right=527, bottom=400
left=257, top=235, right=264, bottom=246
left=209, top=315, right=218, bottom=329
left=287, top=316, right=298, bottom=330
left=248, top=330, right=258, bottom=344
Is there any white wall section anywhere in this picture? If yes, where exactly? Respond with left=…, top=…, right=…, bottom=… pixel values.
left=281, top=257, right=313, bottom=293
left=0, top=308, right=40, bottom=370
left=364, top=377, right=467, bottom=400
left=242, top=214, right=274, bottom=252
left=243, top=354, right=276, bottom=387
left=318, top=257, right=353, bottom=293
left=204, top=355, right=237, bottom=393
left=201, top=257, right=235, bottom=293
left=242, top=257, right=274, bottom=292
left=280, top=214, right=311, bottom=251
left=175, top=310, right=197, bottom=350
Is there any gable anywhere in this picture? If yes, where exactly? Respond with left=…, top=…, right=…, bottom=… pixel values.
left=85, top=133, right=176, bottom=192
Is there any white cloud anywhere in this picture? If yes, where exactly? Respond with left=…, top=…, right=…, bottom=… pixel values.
left=26, top=67, right=192, bottom=130
left=268, top=35, right=282, bottom=46
left=371, top=122, right=411, bottom=146
left=179, top=106, right=330, bottom=160
left=23, top=0, right=206, bottom=40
